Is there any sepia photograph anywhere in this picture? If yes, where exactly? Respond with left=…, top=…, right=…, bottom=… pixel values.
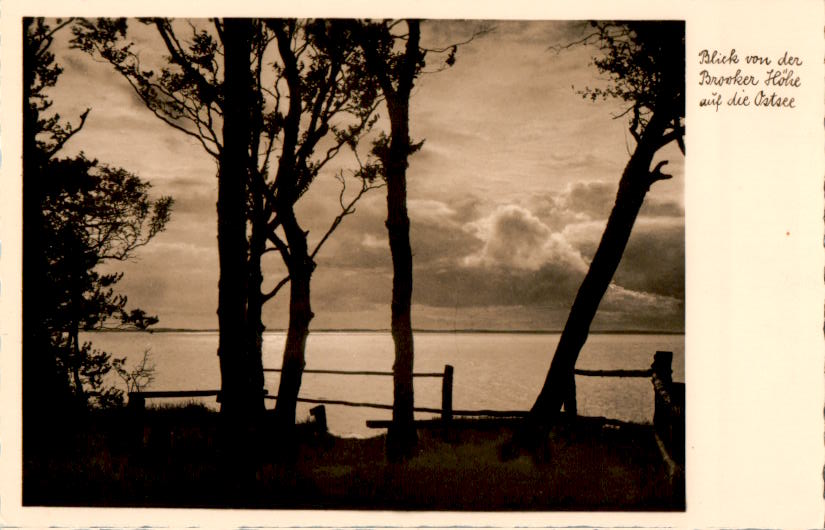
left=19, top=17, right=687, bottom=511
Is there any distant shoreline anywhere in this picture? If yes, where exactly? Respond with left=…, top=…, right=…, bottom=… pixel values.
left=92, top=328, right=686, bottom=335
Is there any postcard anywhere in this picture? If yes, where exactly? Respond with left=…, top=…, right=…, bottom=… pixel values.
left=1, top=1, right=823, bottom=528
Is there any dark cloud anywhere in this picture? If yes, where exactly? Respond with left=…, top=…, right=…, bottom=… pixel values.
left=533, top=180, right=684, bottom=224
left=613, top=221, right=685, bottom=300
left=563, top=180, right=617, bottom=219
left=640, top=198, right=684, bottom=217
left=165, top=186, right=217, bottom=216
left=303, top=186, right=683, bottom=332
left=562, top=216, right=684, bottom=301
left=414, top=262, right=583, bottom=309
left=99, top=238, right=219, bottom=328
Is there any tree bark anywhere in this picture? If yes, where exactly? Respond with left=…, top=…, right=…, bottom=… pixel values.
left=217, top=18, right=257, bottom=420
left=265, top=21, right=314, bottom=436
left=272, top=212, right=314, bottom=432
left=246, top=188, right=267, bottom=412
left=354, top=19, right=423, bottom=461
left=527, top=112, right=669, bottom=433
left=384, top=95, right=418, bottom=461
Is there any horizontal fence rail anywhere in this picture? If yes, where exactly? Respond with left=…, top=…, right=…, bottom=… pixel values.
left=573, top=368, right=652, bottom=378
left=263, top=395, right=442, bottom=414
left=131, top=390, right=220, bottom=398
left=262, top=368, right=445, bottom=377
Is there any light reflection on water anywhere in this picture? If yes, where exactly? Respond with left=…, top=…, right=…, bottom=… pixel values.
left=85, top=331, right=684, bottom=438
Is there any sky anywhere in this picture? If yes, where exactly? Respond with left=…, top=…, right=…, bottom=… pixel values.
left=48, top=19, right=685, bottom=332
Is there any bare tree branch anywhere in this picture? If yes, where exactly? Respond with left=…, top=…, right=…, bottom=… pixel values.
left=262, top=275, right=290, bottom=303
left=45, top=108, right=90, bottom=158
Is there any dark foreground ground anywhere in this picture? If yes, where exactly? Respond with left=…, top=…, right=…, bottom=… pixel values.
left=24, top=404, right=683, bottom=510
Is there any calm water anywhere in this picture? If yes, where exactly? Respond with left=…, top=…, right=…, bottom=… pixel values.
left=86, top=331, right=684, bottom=437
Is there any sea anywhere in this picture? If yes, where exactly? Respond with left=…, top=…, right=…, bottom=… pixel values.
left=84, top=331, right=684, bottom=438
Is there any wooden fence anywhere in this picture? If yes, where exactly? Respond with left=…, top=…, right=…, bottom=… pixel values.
left=129, top=364, right=456, bottom=423
left=650, top=351, right=686, bottom=477
left=261, top=365, right=455, bottom=424
left=128, top=351, right=684, bottom=470
left=568, top=350, right=684, bottom=476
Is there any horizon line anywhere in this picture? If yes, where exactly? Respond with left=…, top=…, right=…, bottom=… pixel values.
left=98, top=327, right=686, bottom=335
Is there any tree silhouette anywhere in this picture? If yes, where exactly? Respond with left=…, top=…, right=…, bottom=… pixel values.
left=73, top=18, right=382, bottom=429
left=351, top=19, right=489, bottom=459
left=23, top=18, right=172, bottom=414
left=351, top=19, right=426, bottom=460
left=218, top=18, right=259, bottom=418
left=521, top=21, right=684, bottom=446
left=24, top=17, right=79, bottom=422
left=262, top=19, right=383, bottom=432
left=43, top=156, right=171, bottom=408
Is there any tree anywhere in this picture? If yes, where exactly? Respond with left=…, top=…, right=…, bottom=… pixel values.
left=73, top=18, right=258, bottom=418
left=113, top=349, right=156, bottom=394
left=523, top=21, right=684, bottom=444
left=352, top=19, right=489, bottom=459
left=353, top=19, right=426, bottom=460
left=43, top=156, right=172, bottom=408
left=23, top=18, right=172, bottom=414
left=218, top=18, right=259, bottom=419
left=73, top=18, right=382, bottom=429
left=263, top=19, right=383, bottom=432
left=24, top=16, right=77, bottom=422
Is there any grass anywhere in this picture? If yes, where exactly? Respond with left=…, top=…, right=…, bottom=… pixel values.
left=23, top=404, right=683, bottom=510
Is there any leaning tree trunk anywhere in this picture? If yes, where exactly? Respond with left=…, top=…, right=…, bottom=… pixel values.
left=217, top=18, right=257, bottom=420
left=527, top=113, right=670, bottom=433
left=384, top=101, right=418, bottom=460
left=272, top=212, right=314, bottom=433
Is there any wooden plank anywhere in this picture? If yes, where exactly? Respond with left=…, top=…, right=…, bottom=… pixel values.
left=441, top=364, right=454, bottom=422
left=574, top=368, right=652, bottom=378
left=366, top=414, right=629, bottom=429
left=131, top=390, right=220, bottom=398
left=262, top=368, right=443, bottom=377
left=367, top=418, right=521, bottom=429
left=452, top=409, right=528, bottom=418
left=263, top=395, right=442, bottom=414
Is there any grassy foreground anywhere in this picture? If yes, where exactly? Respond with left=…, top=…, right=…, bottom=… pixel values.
left=24, top=404, right=683, bottom=510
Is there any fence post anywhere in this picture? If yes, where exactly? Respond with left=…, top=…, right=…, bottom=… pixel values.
left=651, top=350, right=685, bottom=479
left=441, top=364, right=454, bottom=424
left=652, top=350, right=673, bottom=385
left=651, top=351, right=673, bottom=440
left=310, top=404, right=328, bottom=433
left=128, top=391, right=146, bottom=412
left=128, top=392, right=146, bottom=450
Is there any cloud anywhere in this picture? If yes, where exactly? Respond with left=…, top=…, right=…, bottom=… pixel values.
left=407, top=199, right=458, bottom=224
left=463, top=204, right=588, bottom=273
left=531, top=180, right=684, bottom=226
left=640, top=198, right=684, bottom=217
left=613, top=220, right=685, bottom=299
left=302, top=179, right=684, bottom=331
left=562, top=180, right=617, bottom=219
